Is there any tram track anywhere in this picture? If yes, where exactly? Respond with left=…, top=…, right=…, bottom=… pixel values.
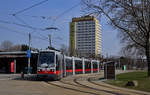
left=59, top=75, right=129, bottom=95
left=60, top=78, right=111, bottom=95
left=45, top=81, right=100, bottom=95
left=73, top=77, right=126, bottom=95
left=87, top=77, right=149, bottom=95
left=43, top=73, right=149, bottom=95
left=60, top=79, right=79, bottom=87
left=44, top=75, right=121, bottom=95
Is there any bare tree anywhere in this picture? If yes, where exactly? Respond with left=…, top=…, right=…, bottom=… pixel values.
left=0, top=40, right=13, bottom=51
left=120, top=42, right=145, bottom=59
left=118, top=30, right=145, bottom=59
left=82, top=0, right=150, bottom=76
left=21, top=44, right=29, bottom=51
left=8, top=45, right=22, bottom=51
left=60, top=44, right=69, bottom=55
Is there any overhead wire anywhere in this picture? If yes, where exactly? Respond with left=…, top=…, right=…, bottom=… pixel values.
left=12, top=0, right=48, bottom=33
left=0, top=25, right=51, bottom=49
left=12, top=15, right=49, bottom=43
left=16, top=14, right=55, bottom=20
left=11, top=0, right=49, bottom=40
left=47, top=1, right=81, bottom=46
left=12, top=0, right=48, bottom=15
left=11, top=1, right=80, bottom=29
left=0, top=25, right=48, bottom=41
left=0, top=19, right=43, bottom=31
left=17, top=2, right=81, bottom=26
left=14, top=15, right=29, bottom=26
left=9, top=0, right=80, bottom=47
left=0, top=19, right=49, bottom=40
left=0, top=25, right=27, bottom=35
left=48, top=1, right=81, bottom=42
left=44, top=3, right=80, bottom=47
left=53, top=2, right=80, bottom=22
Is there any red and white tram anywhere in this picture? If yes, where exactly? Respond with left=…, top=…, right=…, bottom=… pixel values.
left=37, top=50, right=101, bottom=80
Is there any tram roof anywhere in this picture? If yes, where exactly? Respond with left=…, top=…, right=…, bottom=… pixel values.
left=39, top=49, right=60, bottom=53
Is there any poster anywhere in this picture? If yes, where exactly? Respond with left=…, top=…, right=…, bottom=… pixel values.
left=11, top=61, right=14, bottom=73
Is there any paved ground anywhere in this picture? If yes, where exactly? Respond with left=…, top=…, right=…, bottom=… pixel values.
left=0, top=71, right=149, bottom=95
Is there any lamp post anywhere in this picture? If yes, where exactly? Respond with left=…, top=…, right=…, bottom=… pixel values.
left=27, top=33, right=31, bottom=75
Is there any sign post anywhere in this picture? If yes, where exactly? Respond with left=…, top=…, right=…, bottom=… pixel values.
left=14, top=59, right=16, bottom=73
left=27, top=50, right=31, bottom=74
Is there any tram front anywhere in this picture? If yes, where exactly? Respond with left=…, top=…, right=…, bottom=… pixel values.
left=37, top=50, right=56, bottom=78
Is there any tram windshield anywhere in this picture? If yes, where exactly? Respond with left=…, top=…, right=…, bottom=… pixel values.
left=38, top=52, right=55, bottom=68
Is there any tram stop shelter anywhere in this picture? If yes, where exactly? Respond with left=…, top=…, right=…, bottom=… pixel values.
left=0, top=51, right=38, bottom=74
left=104, top=61, right=116, bottom=79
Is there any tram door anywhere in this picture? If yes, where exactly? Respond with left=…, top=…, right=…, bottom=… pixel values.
left=66, top=58, right=73, bottom=76
left=85, top=60, right=91, bottom=73
left=75, top=60, right=82, bottom=74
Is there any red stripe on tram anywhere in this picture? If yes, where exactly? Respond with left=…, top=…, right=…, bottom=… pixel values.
left=66, top=69, right=73, bottom=72
left=56, top=70, right=62, bottom=75
left=93, top=68, right=98, bottom=71
left=37, top=70, right=62, bottom=75
left=85, top=69, right=91, bottom=71
left=75, top=69, right=82, bottom=72
left=37, top=71, right=55, bottom=74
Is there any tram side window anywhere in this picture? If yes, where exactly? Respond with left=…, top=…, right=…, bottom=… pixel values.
left=87, top=61, right=91, bottom=69
left=66, top=59, right=72, bottom=70
left=75, top=60, right=82, bottom=69
left=56, top=55, right=60, bottom=70
left=93, top=62, right=98, bottom=69
left=85, top=61, right=89, bottom=69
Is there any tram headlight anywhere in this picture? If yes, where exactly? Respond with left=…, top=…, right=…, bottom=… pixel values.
left=50, top=69, right=54, bottom=72
left=47, top=68, right=50, bottom=71
left=38, top=69, right=42, bottom=72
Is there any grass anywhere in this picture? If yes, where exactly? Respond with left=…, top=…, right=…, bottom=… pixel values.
left=107, top=71, right=150, bottom=92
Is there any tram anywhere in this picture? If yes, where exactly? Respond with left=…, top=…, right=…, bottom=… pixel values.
left=37, top=49, right=101, bottom=80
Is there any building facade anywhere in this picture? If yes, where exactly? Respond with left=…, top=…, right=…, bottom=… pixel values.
left=0, top=51, right=38, bottom=74
left=70, top=16, right=101, bottom=58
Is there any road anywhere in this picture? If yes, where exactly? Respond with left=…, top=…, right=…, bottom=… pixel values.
left=0, top=71, right=149, bottom=95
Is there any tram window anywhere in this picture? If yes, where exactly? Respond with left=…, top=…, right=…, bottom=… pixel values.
left=93, top=62, right=98, bottom=69
left=66, top=59, right=72, bottom=70
left=56, top=55, right=61, bottom=70
left=85, top=61, right=91, bottom=69
left=85, top=61, right=88, bottom=68
left=38, top=52, right=54, bottom=66
left=87, top=61, right=91, bottom=69
left=75, top=60, right=82, bottom=69
left=56, top=55, right=58, bottom=69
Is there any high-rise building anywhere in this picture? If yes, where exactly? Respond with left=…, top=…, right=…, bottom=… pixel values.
left=69, top=16, right=101, bottom=58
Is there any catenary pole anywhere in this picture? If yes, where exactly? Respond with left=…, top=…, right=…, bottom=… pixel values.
left=28, top=33, right=31, bottom=74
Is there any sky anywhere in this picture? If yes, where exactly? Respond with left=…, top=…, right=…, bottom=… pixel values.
left=0, top=0, right=121, bottom=56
